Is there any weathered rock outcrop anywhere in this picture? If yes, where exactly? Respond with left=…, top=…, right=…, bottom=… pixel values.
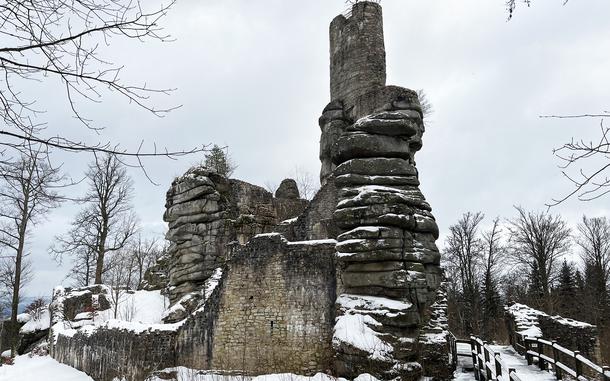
left=323, top=2, right=444, bottom=379
left=163, top=168, right=308, bottom=319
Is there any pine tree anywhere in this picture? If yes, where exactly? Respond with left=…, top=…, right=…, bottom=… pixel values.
left=556, top=260, right=577, bottom=318
left=203, top=145, right=237, bottom=178
left=527, top=262, right=545, bottom=310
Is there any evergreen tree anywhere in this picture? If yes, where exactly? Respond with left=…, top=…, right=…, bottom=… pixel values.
left=204, top=145, right=237, bottom=178
left=556, top=260, right=577, bottom=318
left=527, top=262, right=545, bottom=310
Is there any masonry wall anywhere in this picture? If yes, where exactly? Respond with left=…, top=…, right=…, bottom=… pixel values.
left=505, top=303, right=600, bottom=362
left=53, top=329, right=176, bottom=381
left=330, top=1, right=386, bottom=104
left=292, top=179, right=339, bottom=241
left=210, top=234, right=336, bottom=375
left=538, top=315, right=600, bottom=361
left=173, top=268, right=227, bottom=370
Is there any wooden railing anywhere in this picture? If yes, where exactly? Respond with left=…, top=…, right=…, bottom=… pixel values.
left=470, top=336, right=524, bottom=381
left=522, top=336, right=610, bottom=381
left=448, top=331, right=471, bottom=369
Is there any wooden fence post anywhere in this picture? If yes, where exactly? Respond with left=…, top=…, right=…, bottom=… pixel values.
left=537, top=338, right=546, bottom=371
left=552, top=341, right=562, bottom=380
left=509, top=368, right=516, bottom=381
left=524, top=337, right=532, bottom=366
left=484, top=342, right=492, bottom=380
left=495, top=353, right=502, bottom=380
left=574, top=350, right=582, bottom=378
left=477, top=341, right=484, bottom=381
left=471, top=337, right=479, bottom=381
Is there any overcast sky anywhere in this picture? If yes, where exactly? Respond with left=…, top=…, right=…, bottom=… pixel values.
left=21, top=0, right=610, bottom=296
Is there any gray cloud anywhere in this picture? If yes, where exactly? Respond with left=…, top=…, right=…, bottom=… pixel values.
left=22, top=0, right=610, bottom=295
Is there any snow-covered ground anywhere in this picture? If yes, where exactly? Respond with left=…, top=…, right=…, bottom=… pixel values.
left=0, top=355, right=94, bottom=381
left=51, top=287, right=177, bottom=340
left=147, top=368, right=381, bottom=381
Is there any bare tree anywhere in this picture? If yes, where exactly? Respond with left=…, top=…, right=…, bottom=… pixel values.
left=104, top=250, right=133, bottom=319
left=480, top=217, right=505, bottom=339
left=417, top=89, right=434, bottom=122
left=128, top=234, right=162, bottom=289
left=506, top=206, right=571, bottom=312
left=0, top=0, right=208, bottom=173
left=547, top=117, right=610, bottom=206
left=64, top=245, right=98, bottom=287
left=444, top=211, right=484, bottom=335
left=575, top=215, right=610, bottom=324
left=51, top=154, right=137, bottom=284
left=293, top=166, right=319, bottom=201
left=23, top=297, right=47, bottom=321
left=264, top=181, right=278, bottom=195
left=506, top=0, right=569, bottom=19
left=0, top=147, right=63, bottom=355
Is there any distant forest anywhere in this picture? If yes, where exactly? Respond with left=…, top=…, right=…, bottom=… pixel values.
left=444, top=208, right=610, bottom=363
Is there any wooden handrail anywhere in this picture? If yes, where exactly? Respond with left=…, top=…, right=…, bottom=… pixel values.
left=465, top=333, right=610, bottom=381
left=522, top=336, right=610, bottom=381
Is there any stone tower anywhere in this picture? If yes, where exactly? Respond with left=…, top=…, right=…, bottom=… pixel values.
left=330, top=2, right=386, bottom=104
left=321, top=2, right=448, bottom=380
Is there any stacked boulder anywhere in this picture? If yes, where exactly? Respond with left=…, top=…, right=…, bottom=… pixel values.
left=163, top=167, right=231, bottom=318
left=326, top=91, right=443, bottom=380
left=163, top=167, right=309, bottom=322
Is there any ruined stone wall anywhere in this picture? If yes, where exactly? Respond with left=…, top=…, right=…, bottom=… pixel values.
left=164, top=168, right=307, bottom=315
left=210, top=234, right=336, bottom=375
left=291, top=179, right=339, bottom=241
left=173, top=266, right=227, bottom=371
left=505, top=303, right=600, bottom=361
left=53, top=328, right=176, bottom=381
left=539, top=315, right=600, bottom=361
left=330, top=1, right=386, bottom=104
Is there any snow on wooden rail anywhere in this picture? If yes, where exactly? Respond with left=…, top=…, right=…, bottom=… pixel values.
left=470, top=337, right=525, bottom=381
left=522, top=336, right=610, bottom=380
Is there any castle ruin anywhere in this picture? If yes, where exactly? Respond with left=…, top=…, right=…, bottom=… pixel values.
left=47, top=2, right=451, bottom=380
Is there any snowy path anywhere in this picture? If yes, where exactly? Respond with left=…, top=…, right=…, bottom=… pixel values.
left=0, top=355, right=94, bottom=381
left=453, top=343, right=556, bottom=381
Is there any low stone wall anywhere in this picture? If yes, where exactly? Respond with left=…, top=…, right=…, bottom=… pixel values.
left=53, top=328, right=177, bottom=381
left=538, top=315, right=599, bottom=360
left=505, top=303, right=600, bottom=361
left=210, top=234, right=336, bottom=375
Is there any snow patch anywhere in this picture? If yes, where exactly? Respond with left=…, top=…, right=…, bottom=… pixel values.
left=333, top=313, right=392, bottom=360
left=20, top=309, right=50, bottom=333
left=0, top=355, right=94, bottom=381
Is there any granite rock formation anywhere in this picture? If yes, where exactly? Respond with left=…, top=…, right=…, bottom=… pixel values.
left=322, top=2, right=443, bottom=379
left=163, top=168, right=308, bottom=321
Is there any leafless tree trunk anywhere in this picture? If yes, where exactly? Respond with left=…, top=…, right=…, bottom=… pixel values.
left=129, top=234, right=161, bottom=289
left=0, top=146, right=62, bottom=355
left=576, top=215, right=610, bottom=325
left=293, top=166, right=319, bottom=201
left=104, top=250, right=133, bottom=319
left=444, top=211, right=484, bottom=335
left=480, top=217, right=505, bottom=340
left=51, top=153, right=137, bottom=285
left=506, top=206, right=571, bottom=313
